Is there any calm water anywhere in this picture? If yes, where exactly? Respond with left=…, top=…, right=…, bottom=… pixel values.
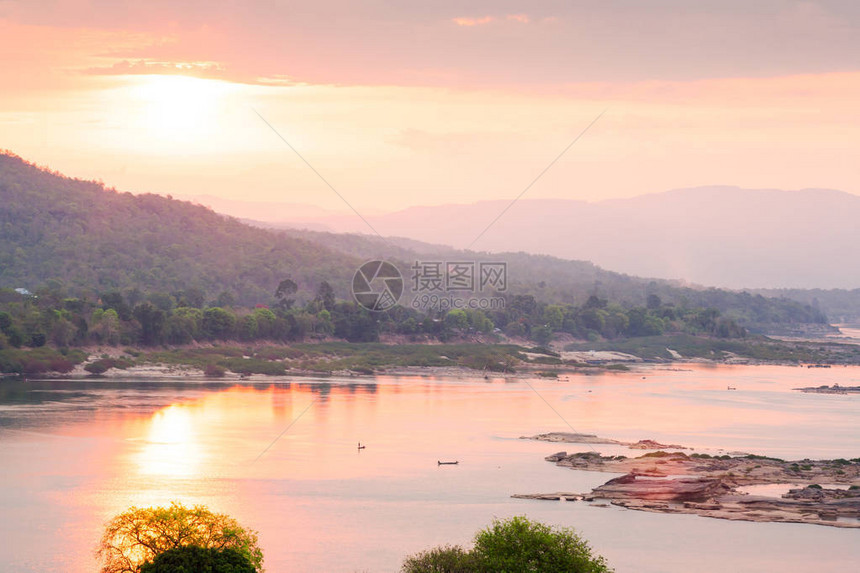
left=1, top=365, right=859, bottom=572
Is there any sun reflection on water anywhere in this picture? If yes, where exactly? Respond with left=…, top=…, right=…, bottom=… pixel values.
left=134, top=404, right=202, bottom=478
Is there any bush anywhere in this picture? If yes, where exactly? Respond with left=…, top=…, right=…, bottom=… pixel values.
left=48, top=358, right=76, bottom=373
left=473, top=516, right=612, bottom=573
left=204, top=363, right=227, bottom=378
left=401, top=517, right=612, bottom=573
left=140, top=546, right=257, bottom=573
left=401, top=545, right=478, bottom=573
left=221, top=358, right=286, bottom=376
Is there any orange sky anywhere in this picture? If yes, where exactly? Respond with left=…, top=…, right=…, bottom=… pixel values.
left=2, top=1, right=859, bottom=212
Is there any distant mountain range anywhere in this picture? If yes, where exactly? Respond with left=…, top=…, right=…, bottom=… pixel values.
left=251, top=186, right=860, bottom=290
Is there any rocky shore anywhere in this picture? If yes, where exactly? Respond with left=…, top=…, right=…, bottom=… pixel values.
left=795, top=384, right=860, bottom=394
left=514, top=444, right=860, bottom=528
left=523, top=432, right=687, bottom=450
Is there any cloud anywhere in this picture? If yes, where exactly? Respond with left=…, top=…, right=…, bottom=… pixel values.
left=452, top=16, right=494, bottom=27
left=83, top=59, right=227, bottom=79
left=4, top=1, right=860, bottom=91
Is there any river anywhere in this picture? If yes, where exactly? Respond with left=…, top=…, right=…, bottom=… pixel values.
left=1, top=364, right=858, bottom=572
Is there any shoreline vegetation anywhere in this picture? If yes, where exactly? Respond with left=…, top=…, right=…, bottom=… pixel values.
left=2, top=333, right=860, bottom=381
left=2, top=331, right=860, bottom=381
left=516, top=433, right=860, bottom=529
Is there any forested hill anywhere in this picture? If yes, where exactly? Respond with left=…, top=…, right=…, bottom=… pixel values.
left=0, top=152, right=359, bottom=305
left=0, top=152, right=829, bottom=331
left=278, top=228, right=829, bottom=331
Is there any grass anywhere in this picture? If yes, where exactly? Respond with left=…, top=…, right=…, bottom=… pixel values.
left=0, top=347, right=87, bottom=374
left=564, top=333, right=860, bottom=364
left=132, top=342, right=527, bottom=376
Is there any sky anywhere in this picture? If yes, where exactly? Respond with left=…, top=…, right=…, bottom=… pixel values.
left=2, top=0, right=860, bottom=213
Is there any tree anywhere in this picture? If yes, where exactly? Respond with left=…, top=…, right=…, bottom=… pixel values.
left=646, top=293, right=662, bottom=310
left=102, top=291, right=132, bottom=321
left=215, top=291, right=236, bottom=308
left=165, top=307, right=203, bottom=344
left=91, top=308, right=121, bottom=345
left=400, top=516, right=612, bottom=573
left=542, top=305, right=565, bottom=330
left=202, top=307, right=236, bottom=340
left=238, top=314, right=258, bottom=341
left=444, top=309, right=469, bottom=331
left=274, top=279, right=297, bottom=311
left=140, top=546, right=256, bottom=573
left=175, top=288, right=205, bottom=309
left=134, top=302, right=166, bottom=345
left=472, top=516, right=611, bottom=573
left=314, top=280, right=336, bottom=312
left=252, top=307, right=277, bottom=339
left=0, top=310, right=12, bottom=333
left=97, top=501, right=264, bottom=573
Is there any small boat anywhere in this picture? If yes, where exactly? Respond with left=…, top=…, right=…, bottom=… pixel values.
left=437, top=460, right=459, bottom=465
left=727, top=386, right=737, bottom=390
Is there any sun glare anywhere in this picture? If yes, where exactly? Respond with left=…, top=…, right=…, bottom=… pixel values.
left=121, top=75, right=238, bottom=149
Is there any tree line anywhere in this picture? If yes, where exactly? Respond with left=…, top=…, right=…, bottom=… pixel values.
left=0, top=279, right=750, bottom=355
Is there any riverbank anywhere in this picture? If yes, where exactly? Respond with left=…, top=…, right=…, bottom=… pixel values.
left=515, top=433, right=860, bottom=529
left=4, top=333, right=860, bottom=380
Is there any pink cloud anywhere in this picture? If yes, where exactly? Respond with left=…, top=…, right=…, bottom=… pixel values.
left=507, top=14, right=530, bottom=24
left=83, top=59, right=226, bottom=77
left=452, top=16, right=494, bottom=27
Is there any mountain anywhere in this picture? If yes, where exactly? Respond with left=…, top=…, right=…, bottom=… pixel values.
left=265, top=187, right=860, bottom=290
left=0, top=152, right=829, bottom=331
left=0, top=152, right=360, bottom=305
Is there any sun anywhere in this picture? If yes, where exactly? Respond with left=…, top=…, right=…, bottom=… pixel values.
left=124, top=74, right=237, bottom=146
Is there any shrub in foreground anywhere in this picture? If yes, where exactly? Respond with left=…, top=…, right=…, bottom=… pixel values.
left=402, top=516, right=612, bottom=573
left=97, top=501, right=263, bottom=573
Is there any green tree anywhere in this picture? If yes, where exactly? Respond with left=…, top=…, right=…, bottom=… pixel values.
left=0, top=310, right=12, bottom=333
left=91, top=308, right=121, bottom=345
left=401, top=516, right=612, bottom=573
left=215, top=291, right=236, bottom=308
left=97, top=501, right=264, bottom=573
left=202, top=307, right=237, bottom=340
left=101, top=291, right=132, bottom=321
left=238, top=314, right=258, bottom=341
left=252, top=308, right=277, bottom=339
left=466, top=309, right=494, bottom=334
left=542, top=305, right=565, bottom=330
left=472, top=516, right=612, bottom=573
left=50, top=315, right=77, bottom=346
left=140, top=546, right=256, bottom=573
left=314, top=280, right=336, bottom=312
left=165, top=307, right=203, bottom=344
left=274, top=279, right=297, bottom=311
left=445, top=309, right=469, bottom=331
left=134, top=302, right=166, bottom=345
